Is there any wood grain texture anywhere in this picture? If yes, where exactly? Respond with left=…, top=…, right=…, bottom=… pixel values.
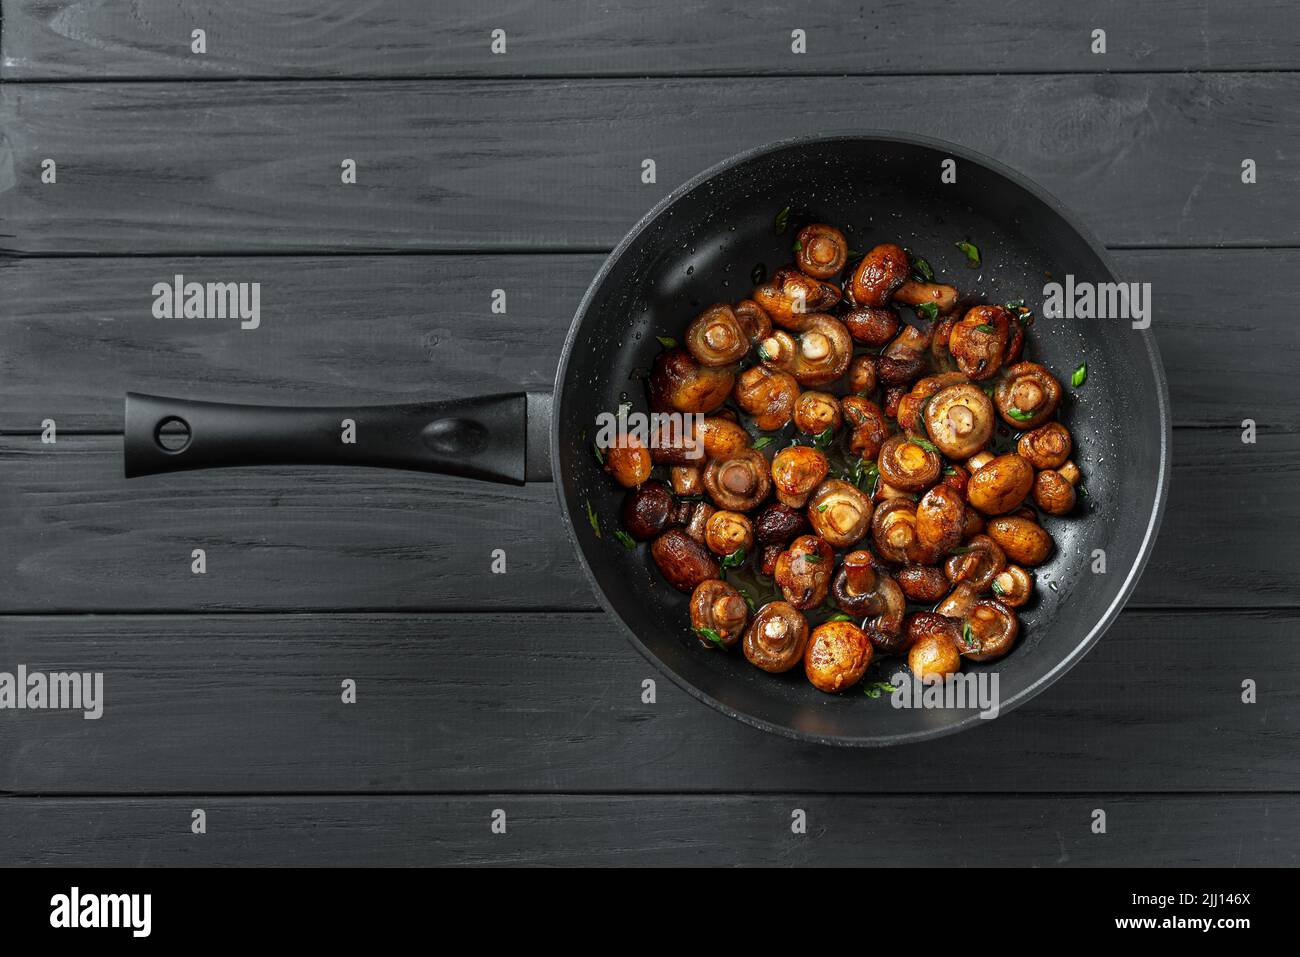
left=0, top=250, right=1292, bottom=433
left=0, top=428, right=1292, bottom=612
left=0, top=611, right=1295, bottom=795
left=5, top=0, right=1299, bottom=79
left=1, top=74, right=1296, bottom=252
left=1, top=794, right=1294, bottom=866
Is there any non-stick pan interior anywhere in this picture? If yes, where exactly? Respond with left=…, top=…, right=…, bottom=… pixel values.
left=553, top=134, right=1169, bottom=745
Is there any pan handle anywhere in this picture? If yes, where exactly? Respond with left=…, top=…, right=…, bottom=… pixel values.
left=124, top=392, right=554, bottom=484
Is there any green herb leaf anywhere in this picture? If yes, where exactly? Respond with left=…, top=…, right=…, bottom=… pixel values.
left=655, top=335, right=677, bottom=349
left=962, top=619, right=982, bottom=651
left=975, top=323, right=997, bottom=334
left=816, top=502, right=830, bottom=512
left=949, top=545, right=974, bottom=555
left=1078, top=484, right=1089, bottom=498
left=863, top=681, right=898, bottom=699
left=909, top=435, right=940, bottom=454
left=801, top=552, right=822, bottom=564
left=756, top=344, right=773, bottom=362
left=792, top=239, right=803, bottom=254
left=751, top=263, right=767, bottom=286
left=774, top=205, right=791, bottom=235
left=694, top=626, right=727, bottom=648
left=752, top=435, right=774, bottom=450
left=721, top=547, right=747, bottom=569
left=957, top=240, right=981, bottom=267
left=813, top=425, right=836, bottom=450
left=915, top=301, right=939, bottom=321
left=1006, top=407, right=1036, bottom=422
left=737, top=586, right=757, bottom=613
left=847, top=248, right=863, bottom=260
left=943, top=466, right=958, bottom=476
left=614, top=529, right=637, bottom=550
left=585, top=499, right=601, bottom=538
left=826, top=612, right=854, bottom=622
left=593, top=444, right=606, bottom=465
left=991, top=579, right=1006, bottom=597
left=911, top=256, right=934, bottom=283
left=1071, top=363, right=1088, bottom=388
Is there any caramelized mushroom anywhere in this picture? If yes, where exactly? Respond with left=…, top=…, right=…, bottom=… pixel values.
left=967, top=453, right=1035, bottom=515
left=995, top=362, right=1062, bottom=430
left=684, top=304, right=750, bottom=367
left=875, top=351, right=927, bottom=389
left=705, top=510, right=754, bottom=557
left=759, top=543, right=782, bottom=576
left=985, top=515, right=1054, bottom=567
left=621, top=480, right=674, bottom=540
left=883, top=385, right=906, bottom=419
left=944, top=534, right=1007, bottom=592
left=842, top=305, right=901, bottom=347
left=847, top=354, right=878, bottom=395
left=922, top=382, right=995, bottom=459
left=794, top=391, right=842, bottom=436
left=930, top=313, right=958, bottom=368
left=754, top=266, right=841, bottom=329
left=771, top=446, right=829, bottom=508
left=952, top=599, right=1019, bottom=662
left=831, top=551, right=907, bottom=653
left=1034, top=466, right=1078, bottom=515
left=907, top=619, right=962, bottom=683
left=795, top=223, right=849, bottom=279
left=699, top=417, right=751, bottom=460
left=949, top=305, right=1012, bottom=380
left=896, top=564, right=951, bottom=603
left=603, top=433, right=653, bottom=487
left=774, top=535, right=834, bottom=609
left=651, top=528, right=720, bottom=593
left=894, top=280, right=959, bottom=315
left=648, top=347, right=735, bottom=414
left=935, top=583, right=979, bottom=620
left=991, top=565, right=1033, bottom=607
left=733, top=364, right=799, bottom=431
left=916, top=483, right=966, bottom=554
left=704, top=449, right=772, bottom=511
left=683, top=501, right=716, bottom=543
left=808, top=479, right=873, bottom=548
left=905, top=612, right=962, bottom=659
left=872, top=498, right=931, bottom=565
left=841, top=396, right=892, bottom=460
left=732, top=298, right=772, bottom=345
left=804, top=620, right=873, bottom=693
left=670, top=465, right=703, bottom=497
left=849, top=243, right=910, bottom=307
left=877, top=435, right=941, bottom=493
left=759, top=313, right=852, bottom=386
left=882, top=323, right=932, bottom=359
left=743, top=601, right=811, bottom=673
left=896, top=372, right=967, bottom=433
left=689, top=579, right=749, bottom=649
left=1017, top=422, right=1073, bottom=470
left=753, top=502, right=808, bottom=545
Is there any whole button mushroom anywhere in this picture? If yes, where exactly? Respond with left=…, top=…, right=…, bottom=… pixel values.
left=743, top=601, right=811, bottom=673
left=684, top=304, right=750, bottom=368
left=849, top=243, right=910, bottom=308
left=1034, top=460, right=1081, bottom=516
left=621, top=480, right=675, bottom=541
left=732, top=298, right=773, bottom=345
left=966, top=453, right=1035, bottom=515
left=808, top=479, right=873, bottom=549
left=922, top=382, right=995, bottom=460
left=771, top=446, right=829, bottom=509
left=841, top=396, right=891, bottom=460
left=877, top=435, right=941, bottom=493
left=994, top=362, right=1062, bottom=430
left=794, top=391, right=842, bottom=437
left=804, top=619, right=873, bottom=693
left=670, top=464, right=704, bottom=497
left=774, top=535, right=834, bottom=609
left=753, top=502, right=808, bottom=546
left=951, top=598, right=1020, bottom=662
left=689, top=579, right=750, bottom=649
left=795, top=223, right=849, bottom=280
left=704, top=510, right=754, bottom=558
left=758, top=314, right=852, bottom=387
left=906, top=613, right=963, bottom=682
left=872, top=498, right=926, bottom=565
left=704, top=449, right=772, bottom=512
left=846, top=354, right=878, bottom=394
left=991, top=565, right=1034, bottom=607
left=754, top=266, right=841, bottom=329
left=894, top=279, right=959, bottom=315
left=648, top=347, right=736, bottom=415
left=733, top=364, right=799, bottom=432
left=1017, top=422, right=1073, bottom=470
left=985, top=515, right=1055, bottom=567
left=895, top=564, right=951, bottom=603
left=842, top=306, right=900, bottom=347
left=830, top=551, right=907, bottom=653
left=915, top=483, right=966, bottom=554
left=948, top=304, right=1012, bottom=380
left=945, top=534, right=1007, bottom=592
left=896, top=372, right=967, bottom=432
left=602, top=432, right=653, bottom=488
left=651, top=528, right=721, bottom=593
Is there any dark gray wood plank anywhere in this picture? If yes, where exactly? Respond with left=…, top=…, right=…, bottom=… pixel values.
left=1, top=74, right=1295, bottom=252
left=0, top=250, right=1293, bottom=432
left=5, top=0, right=1299, bottom=79
left=1, top=794, right=1293, bottom=866
left=0, top=610, right=1294, bottom=795
left=0, top=428, right=1290, bottom=611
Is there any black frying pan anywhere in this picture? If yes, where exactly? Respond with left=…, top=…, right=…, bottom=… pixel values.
left=124, top=133, right=1170, bottom=746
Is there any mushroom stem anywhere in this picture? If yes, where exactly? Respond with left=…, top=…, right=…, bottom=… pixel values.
left=842, top=551, right=877, bottom=596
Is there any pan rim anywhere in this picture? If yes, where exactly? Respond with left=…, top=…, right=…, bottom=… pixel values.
left=550, top=130, right=1172, bottom=747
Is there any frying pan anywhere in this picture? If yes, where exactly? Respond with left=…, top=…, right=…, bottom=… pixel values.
left=124, top=133, right=1170, bottom=746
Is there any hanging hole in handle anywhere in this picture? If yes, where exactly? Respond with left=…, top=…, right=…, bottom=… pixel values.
left=155, top=416, right=192, bottom=453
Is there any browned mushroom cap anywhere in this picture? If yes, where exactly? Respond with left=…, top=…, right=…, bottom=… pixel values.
left=906, top=616, right=962, bottom=683
left=995, top=362, right=1062, bottom=429
left=621, top=480, right=674, bottom=541
left=795, top=223, right=849, bottom=279
left=603, top=433, right=652, bottom=488
left=942, top=464, right=971, bottom=498
left=699, top=417, right=751, bottom=460
left=704, top=448, right=772, bottom=511
left=704, top=510, right=754, bottom=557
left=883, top=385, right=906, bottom=419
left=944, top=534, right=1007, bottom=592
left=682, top=501, right=716, bottom=543
left=967, top=453, right=1035, bottom=515
left=648, top=347, right=736, bottom=414
left=841, top=396, right=892, bottom=460
left=771, top=446, right=830, bottom=509
left=753, top=266, right=842, bottom=329
left=794, top=391, right=842, bottom=436
left=743, top=601, right=811, bottom=673
left=1017, top=421, right=1073, bottom=470
left=1034, top=468, right=1077, bottom=515
left=847, top=354, right=878, bottom=395
left=808, top=479, right=873, bottom=548
left=670, top=464, right=703, bottom=497
left=916, top=483, right=966, bottom=554
left=883, top=323, right=932, bottom=358
left=759, top=543, right=783, bottom=576
left=935, top=583, right=979, bottom=619
left=905, top=611, right=962, bottom=657
left=985, top=515, right=1054, bottom=566
left=647, top=414, right=747, bottom=467
left=896, top=372, right=967, bottom=432
left=684, top=304, right=750, bottom=367
left=753, top=502, right=808, bottom=545
left=733, top=364, right=799, bottom=432
left=849, top=243, right=910, bottom=308
left=760, top=314, right=852, bottom=386
left=689, top=579, right=750, bottom=649
left=991, top=564, right=1033, bottom=607
left=651, top=528, right=720, bottom=593
left=877, top=434, right=941, bottom=494
left=949, top=305, right=1012, bottom=381
left=732, top=298, right=772, bottom=345
left=842, top=305, right=901, bottom=346
left=962, top=506, right=985, bottom=539
left=894, top=281, right=959, bottom=315
left=774, top=535, right=834, bottom=610
left=952, top=599, right=1019, bottom=662
left=896, top=564, right=951, bottom=603
left=875, top=351, right=927, bottom=389
left=872, top=498, right=929, bottom=565
left=922, top=382, right=995, bottom=460
left=930, top=314, right=958, bottom=369
left=804, top=620, right=873, bottom=693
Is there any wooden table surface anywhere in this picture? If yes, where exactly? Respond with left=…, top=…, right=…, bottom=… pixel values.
left=1, top=1, right=1297, bottom=866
